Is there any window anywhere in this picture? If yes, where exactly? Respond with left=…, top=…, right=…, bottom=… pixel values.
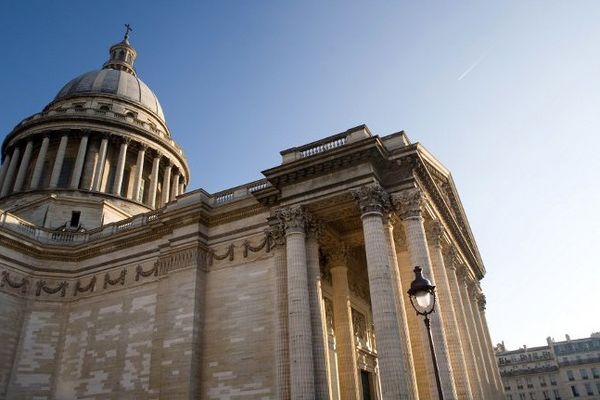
left=99, top=104, right=111, bottom=111
left=508, top=395, right=513, bottom=400
left=542, top=390, right=549, bottom=400
left=70, top=211, right=81, bottom=227
left=567, top=370, right=575, bottom=381
left=580, top=368, right=588, bottom=380
left=520, top=394, right=526, bottom=400
left=527, top=377, right=533, bottom=388
left=553, top=389, right=560, bottom=400
left=529, top=392, right=536, bottom=400
left=517, top=378, right=524, bottom=390
left=592, top=367, right=599, bottom=378
left=550, top=375, right=557, bottom=386
left=505, top=385, right=511, bottom=391
left=584, top=383, right=593, bottom=395
left=571, top=385, right=579, bottom=397
left=125, top=111, right=137, bottom=119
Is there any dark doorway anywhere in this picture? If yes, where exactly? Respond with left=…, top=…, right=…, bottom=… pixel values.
left=360, top=370, right=372, bottom=400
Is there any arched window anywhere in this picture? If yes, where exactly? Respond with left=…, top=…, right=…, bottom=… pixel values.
left=125, top=111, right=137, bottom=119
left=119, top=50, right=125, bottom=61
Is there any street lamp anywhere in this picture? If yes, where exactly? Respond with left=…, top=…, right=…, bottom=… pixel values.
left=407, top=266, right=444, bottom=400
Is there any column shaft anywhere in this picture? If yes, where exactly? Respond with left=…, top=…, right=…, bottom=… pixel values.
left=112, top=140, right=128, bottom=195
left=477, top=304, right=504, bottom=397
left=161, top=164, right=172, bottom=205
left=280, top=208, right=315, bottom=399
left=13, top=141, right=33, bottom=192
left=148, top=155, right=161, bottom=208
left=0, top=147, right=21, bottom=197
left=273, top=236, right=290, bottom=399
left=171, top=172, right=180, bottom=201
left=92, top=137, right=109, bottom=191
left=49, top=134, right=68, bottom=188
left=464, top=284, right=494, bottom=399
left=29, top=137, right=49, bottom=190
left=70, top=135, right=88, bottom=189
left=132, top=147, right=146, bottom=201
left=306, top=233, right=331, bottom=399
left=179, top=181, right=184, bottom=195
left=330, top=257, right=360, bottom=400
left=0, top=154, right=11, bottom=191
left=427, top=223, right=473, bottom=399
left=396, top=190, right=457, bottom=399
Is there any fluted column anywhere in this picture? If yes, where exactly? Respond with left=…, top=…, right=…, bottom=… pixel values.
left=92, top=136, right=109, bottom=191
left=161, top=163, right=172, bottom=205
left=0, top=153, right=11, bottom=191
left=276, top=206, right=315, bottom=399
left=328, top=246, right=360, bottom=400
left=70, top=134, right=89, bottom=189
left=476, top=295, right=503, bottom=397
left=132, top=145, right=146, bottom=202
left=112, top=138, right=129, bottom=195
left=465, top=282, right=494, bottom=399
left=306, top=220, right=331, bottom=399
left=444, top=248, right=485, bottom=399
left=171, top=172, right=180, bottom=201
left=351, top=184, right=415, bottom=399
left=0, top=147, right=21, bottom=197
left=394, top=189, right=457, bottom=400
left=384, top=219, right=419, bottom=398
left=13, top=140, right=33, bottom=192
left=49, top=134, right=68, bottom=188
left=270, top=225, right=290, bottom=399
left=148, top=152, right=161, bottom=208
left=29, top=136, right=49, bottom=190
left=426, top=221, right=473, bottom=400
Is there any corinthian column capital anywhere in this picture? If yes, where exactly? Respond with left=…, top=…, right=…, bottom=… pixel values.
left=275, top=206, right=310, bottom=234
left=426, top=219, right=444, bottom=248
left=325, top=244, right=349, bottom=268
left=351, top=184, right=391, bottom=216
left=443, top=245, right=459, bottom=271
left=391, top=188, right=425, bottom=220
left=477, top=293, right=487, bottom=311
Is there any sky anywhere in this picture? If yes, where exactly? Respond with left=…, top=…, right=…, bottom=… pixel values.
left=1, top=1, right=599, bottom=350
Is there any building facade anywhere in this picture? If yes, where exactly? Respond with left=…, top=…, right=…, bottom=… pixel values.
left=496, top=334, right=600, bottom=400
left=0, top=33, right=503, bottom=400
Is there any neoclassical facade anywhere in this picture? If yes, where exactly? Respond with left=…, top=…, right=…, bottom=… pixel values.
left=0, top=33, right=502, bottom=400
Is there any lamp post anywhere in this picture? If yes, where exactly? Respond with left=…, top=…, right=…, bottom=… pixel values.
left=407, top=266, right=444, bottom=400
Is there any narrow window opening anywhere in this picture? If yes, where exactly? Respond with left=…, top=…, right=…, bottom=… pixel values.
left=70, top=211, right=81, bottom=227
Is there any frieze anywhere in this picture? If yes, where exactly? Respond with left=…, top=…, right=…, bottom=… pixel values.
left=103, top=269, right=127, bottom=289
left=207, top=244, right=234, bottom=266
left=36, top=280, right=68, bottom=297
left=243, top=233, right=271, bottom=258
left=158, top=247, right=204, bottom=274
left=73, top=276, right=96, bottom=296
left=0, top=270, right=29, bottom=294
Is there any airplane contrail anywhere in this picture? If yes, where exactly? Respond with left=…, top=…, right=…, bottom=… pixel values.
left=458, top=49, right=491, bottom=81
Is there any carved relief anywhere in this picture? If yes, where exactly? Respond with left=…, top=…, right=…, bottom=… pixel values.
left=36, top=280, right=68, bottom=297
left=243, top=233, right=270, bottom=258
left=159, top=247, right=204, bottom=273
left=73, top=276, right=96, bottom=296
left=324, top=297, right=334, bottom=333
left=350, top=184, right=391, bottom=215
left=443, top=245, right=459, bottom=271
left=208, top=244, right=234, bottom=266
left=103, top=269, right=127, bottom=289
left=266, top=224, right=286, bottom=249
left=0, top=271, right=29, bottom=294
left=352, top=308, right=367, bottom=341
left=135, top=264, right=158, bottom=281
left=275, top=206, right=308, bottom=233
left=426, top=219, right=444, bottom=248
left=392, top=188, right=424, bottom=220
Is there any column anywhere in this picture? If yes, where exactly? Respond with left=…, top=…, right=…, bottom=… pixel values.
left=464, top=281, right=494, bottom=399
left=270, top=224, right=290, bottom=399
left=49, top=134, right=68, bottom=189
left=148, top=152, right=161, bottom=208
left=328, top=246, right=360, bottom=400
left=351, top=184, right=415, bottom=399
left=92, top=136, right=109, bottom=191
left=306, top=220, right=331, bottom=399
left=444, top=247, right=485, bottom=399
left=132, top=145, right=146, bottom=202
left=179, top=181, right=184, bottom=195
left=385, top=219, right=419, bottom=398
left=394, top=188, right=457, bottom=400
left=70, top=134, right=89, bottom=189
left=276, top=206, right=315, bottom=399
left=29, top=136, right=49, bottom=190
left=13, top=140, right=33, bottom=192
left=161, top=163, right=172, bottom=205
left=426, top=221, right=473, bottom=400
left=474, top=293, right=503, bottom=398
left=0, top=147, right=21, bottom=197
left=476, top=295, right=504, bottom=397
left=457, top=267, right=489, bottom=399
left=170, top=172, right=180, bottom=201
left=112, top=138, right=129, bottom=195
left=0, top=153, right=11, bottom=191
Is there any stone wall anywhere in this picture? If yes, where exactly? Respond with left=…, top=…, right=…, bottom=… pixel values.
left=0, top=292, right=25, bottom=399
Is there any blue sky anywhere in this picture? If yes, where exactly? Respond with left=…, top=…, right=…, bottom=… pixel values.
left=1, top=1, right=599, bottom=349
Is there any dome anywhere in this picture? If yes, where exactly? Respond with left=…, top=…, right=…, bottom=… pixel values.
left=54, top=69, right=165, bottom=122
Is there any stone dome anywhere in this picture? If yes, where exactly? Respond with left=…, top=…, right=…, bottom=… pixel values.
left=55, top=69, right=165, bottom=122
